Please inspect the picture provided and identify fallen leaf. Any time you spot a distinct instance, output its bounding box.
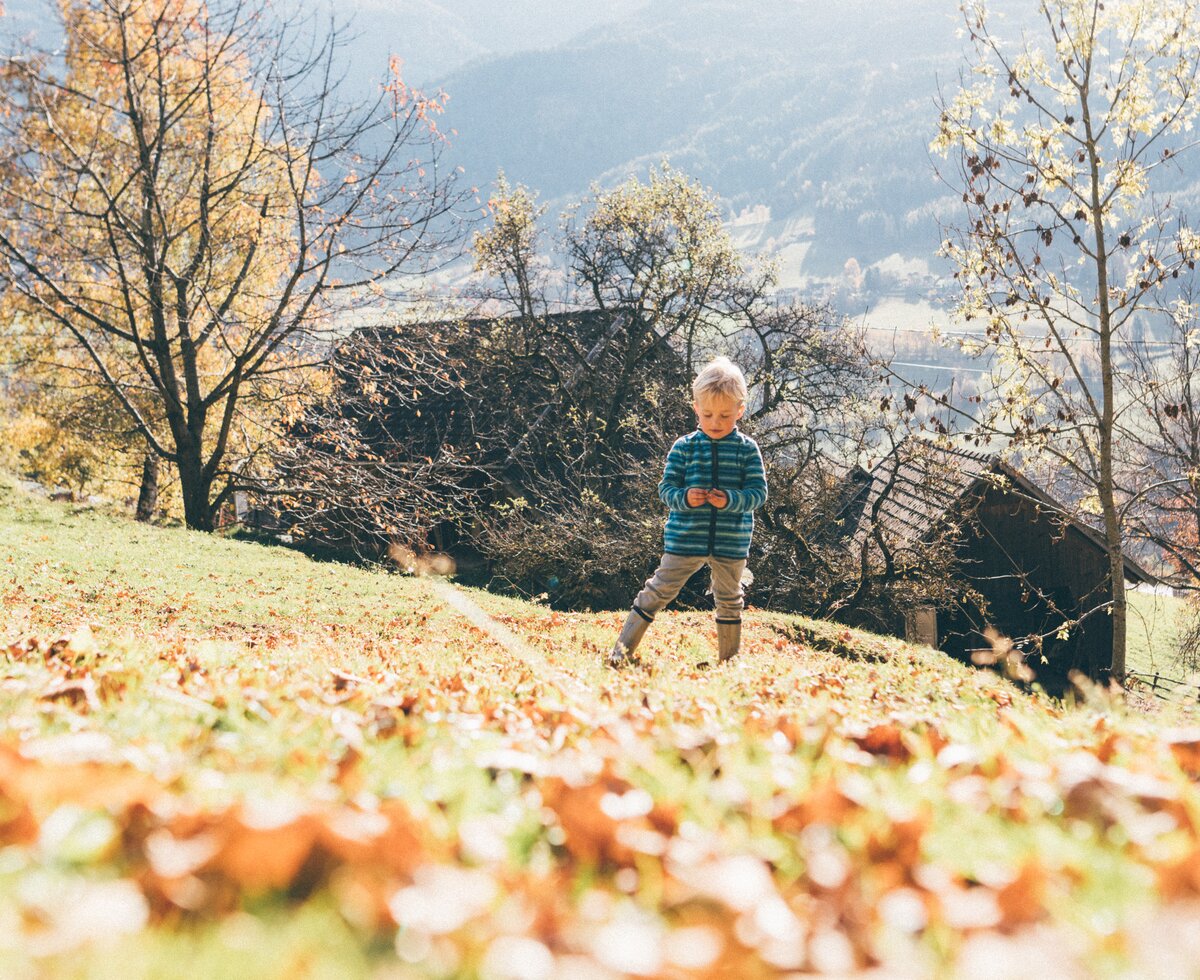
[852,724,911,761]
[1165,729,1200,778]
[41,675,101,713]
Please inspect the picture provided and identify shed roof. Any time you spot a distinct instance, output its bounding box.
[842,438,1152,584]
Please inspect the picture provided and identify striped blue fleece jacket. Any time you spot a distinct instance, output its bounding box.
[657,428,767,559]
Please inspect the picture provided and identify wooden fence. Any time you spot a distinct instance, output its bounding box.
[1126,669,1200,701]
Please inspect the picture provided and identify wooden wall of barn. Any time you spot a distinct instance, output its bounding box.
[937,485,1115,693]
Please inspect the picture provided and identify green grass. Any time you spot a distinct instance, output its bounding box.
[1127,589,1191,679]
[3,480,1200,978]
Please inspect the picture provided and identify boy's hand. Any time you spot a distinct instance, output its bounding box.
[686,487,708,508]
[707,489,729,509]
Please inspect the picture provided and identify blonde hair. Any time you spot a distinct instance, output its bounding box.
[692,356,747,406]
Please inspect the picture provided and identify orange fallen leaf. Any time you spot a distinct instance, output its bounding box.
[540,777,630,867]
[853,724,911,761]
[41,676,101,713]
[208,804,320,893]
[866,814,928,890]
[995,862,1047,929]
[1156,845,1200,900]
[1165,729,1200,778]
[0,787,39,846]
[774,778,859,832]
[0,744,162,813]
[333,745,363,794]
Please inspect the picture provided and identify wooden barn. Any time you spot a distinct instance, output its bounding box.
[841,440,1152,692]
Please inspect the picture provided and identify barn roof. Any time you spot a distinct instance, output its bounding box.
[841,438,1152,584]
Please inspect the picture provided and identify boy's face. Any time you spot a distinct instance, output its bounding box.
[694,393,745,440]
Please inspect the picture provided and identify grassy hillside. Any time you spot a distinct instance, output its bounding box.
[1127,589,1191,680]
[3,481,1200,977]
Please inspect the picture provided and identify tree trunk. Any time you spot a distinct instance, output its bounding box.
[1100,426,1127,684]
[1108,545,1127,686]
[135,452,159,522]
[1099,330,1126,684]
[1082,83,1126,687]
[177,450,216,531]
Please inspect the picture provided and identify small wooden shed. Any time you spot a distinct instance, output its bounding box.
[843,440,1151,692]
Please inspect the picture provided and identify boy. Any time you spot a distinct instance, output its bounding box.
[609,356,767,667]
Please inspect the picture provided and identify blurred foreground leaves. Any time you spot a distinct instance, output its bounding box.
[4,488,1200,976]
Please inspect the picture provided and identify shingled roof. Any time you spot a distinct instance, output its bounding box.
[842,441,993,544]
[841,438,1151,583]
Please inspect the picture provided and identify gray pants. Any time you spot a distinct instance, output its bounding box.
[633,553,746,622]
[611,553,747,664]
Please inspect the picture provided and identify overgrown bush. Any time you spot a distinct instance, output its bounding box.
[274,309,691,608]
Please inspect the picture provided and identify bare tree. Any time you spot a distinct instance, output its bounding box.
[932,0,1200,681]
[271,320,487,557]
[0,0,466,529]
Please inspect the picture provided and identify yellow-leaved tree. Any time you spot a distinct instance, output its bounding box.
[0,0,464,529]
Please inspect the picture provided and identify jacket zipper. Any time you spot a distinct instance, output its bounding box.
[708,436,720,555]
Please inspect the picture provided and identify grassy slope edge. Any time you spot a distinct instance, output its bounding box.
[3,481,1200,978]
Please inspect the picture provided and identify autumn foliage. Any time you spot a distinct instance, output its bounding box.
[4,483,1200,975]
[0,0,464,531]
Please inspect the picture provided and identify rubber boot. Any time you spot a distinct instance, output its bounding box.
[717,620,742,662]
[609,606,652,668]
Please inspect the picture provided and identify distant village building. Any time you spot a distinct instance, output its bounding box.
[840,440,1152,693]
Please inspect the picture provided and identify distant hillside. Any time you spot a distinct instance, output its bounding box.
[9,0,1199,298]
[432,0,969,284]
[323,0,653,89]
[0,0,651,85]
